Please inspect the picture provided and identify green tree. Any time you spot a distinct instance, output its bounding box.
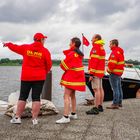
[0,58,10,63]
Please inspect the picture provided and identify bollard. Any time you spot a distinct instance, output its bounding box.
[42,70,52,101]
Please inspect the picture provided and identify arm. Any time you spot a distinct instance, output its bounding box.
[44,49,52,74]
[4,42,25,55]
[107,52,117,73]
[125,63,134,67]
[60,52,73,71]
[88,48,99,75]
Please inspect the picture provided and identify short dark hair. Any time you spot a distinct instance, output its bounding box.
[95,34,102,40]
[71,37,81,48]
[110,39,119,46]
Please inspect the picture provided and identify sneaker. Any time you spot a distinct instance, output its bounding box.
[69,114,78,119]
[56,116,70,124]
[98,105,104,112]
[32,118,38,125]
[10,117,21,124]
[86,107,99,115]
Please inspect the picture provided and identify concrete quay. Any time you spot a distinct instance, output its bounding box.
[0,99,140,140]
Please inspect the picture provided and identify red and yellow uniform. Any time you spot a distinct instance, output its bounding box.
[60,48,86,91]
[5,42,52,81]
[107,46,125,76]
[88,40,106,78]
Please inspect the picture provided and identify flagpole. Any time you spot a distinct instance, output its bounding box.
[81,34,90,63]
[82,33,84,57]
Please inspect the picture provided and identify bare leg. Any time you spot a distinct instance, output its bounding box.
[32,101,41,119]
[136,89,140,99]
[94,88,101,107]
[16,100,26,118]
[70,90,76,113]
[63,87,72,116]
[100,87,104,105]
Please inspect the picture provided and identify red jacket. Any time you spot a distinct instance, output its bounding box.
[5,42,52,81]
[107,46,125,76]
[60,48,86,91]
[88,40,106,78]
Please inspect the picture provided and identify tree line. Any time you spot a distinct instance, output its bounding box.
[0,58,22,65]
[0,58,61,66]
[0,58,140,66]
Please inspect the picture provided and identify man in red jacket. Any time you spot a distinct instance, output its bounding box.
[3,33,52,124]
[86,34,106,115]
[106,39,125,109]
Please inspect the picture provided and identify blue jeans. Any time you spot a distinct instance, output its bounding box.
[109,73,123,105]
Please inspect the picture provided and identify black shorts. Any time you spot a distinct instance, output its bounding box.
[19,80,45,102]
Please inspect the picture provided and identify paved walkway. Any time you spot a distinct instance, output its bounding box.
[0,99,140,140]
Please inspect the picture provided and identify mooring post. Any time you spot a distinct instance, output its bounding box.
[42,70,52,101]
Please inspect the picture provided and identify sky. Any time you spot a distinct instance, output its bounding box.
[0,0,140,60]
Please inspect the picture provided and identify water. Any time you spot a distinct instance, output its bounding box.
[0,66,92,107]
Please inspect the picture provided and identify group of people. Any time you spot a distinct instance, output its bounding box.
[3,33,125,125]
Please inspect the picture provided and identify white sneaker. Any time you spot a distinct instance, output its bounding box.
[10,117,21,124]
[69,114,78,119]
[32,118,38,125]
[56,116,70,124]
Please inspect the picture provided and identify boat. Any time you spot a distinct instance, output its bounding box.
[85,67,140,101]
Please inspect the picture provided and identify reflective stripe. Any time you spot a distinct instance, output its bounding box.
[70,67,84,71]
[90,69,104,74]
[61,60,69,70]
[118,61,125,64]
[109,60,125,65]
[91,54,105,59]
[108,68,124,73]
[109,60,117,64]
[61,61,84,71]
[61,80,85,86]
[113,69,124,73]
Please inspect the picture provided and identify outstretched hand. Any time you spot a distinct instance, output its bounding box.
[125,63,134,67]
[3,43,6,47]
[3,42,12,47]
[0,42,4,47]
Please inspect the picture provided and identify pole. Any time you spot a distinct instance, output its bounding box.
[41,70,52,101]
[82,33,84,56]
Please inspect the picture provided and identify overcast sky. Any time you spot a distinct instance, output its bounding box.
[0,0,140,60]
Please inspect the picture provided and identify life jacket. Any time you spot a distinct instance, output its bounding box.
[88,40,106,78]
[60,48,86,91]
[107,46,125,76]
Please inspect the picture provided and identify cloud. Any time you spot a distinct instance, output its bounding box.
[0,0,140,61]
[0,0,61,23]
[72,0,132,23]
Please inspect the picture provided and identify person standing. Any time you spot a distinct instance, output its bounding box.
[106,39,125,109]
[56,37,86,124]
[86,34,106,115]
[3,33,52,124]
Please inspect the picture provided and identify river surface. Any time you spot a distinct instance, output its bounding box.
[0,66,92,107]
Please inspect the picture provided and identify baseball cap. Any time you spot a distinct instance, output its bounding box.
[33,33,47,41]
